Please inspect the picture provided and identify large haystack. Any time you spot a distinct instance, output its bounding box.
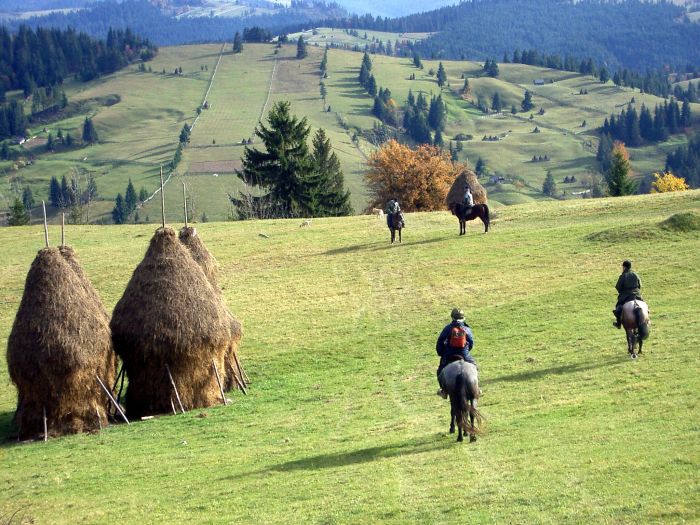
[111,227,233,418]
[445,169,488,207]
[7,247,116,439]
[178,226,244,392]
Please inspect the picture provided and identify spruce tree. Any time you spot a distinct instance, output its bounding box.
[233,32,243,54]
[436,62,447,88]
[49,176,62,207]
[112,193,126,224]
[491,92,502,112]
[521,90,535,112]
[22,186,35,211]
[606,145,637,196]
[125,178,138,214]
[82,117,98,144]
[235,101,314,217]
[60,175,71,207]
[179,124,191,145]
[428,95,446,131]
[434,128,444,148]
[139,187,149,202]
[542,170,557,196]
[296,36,307,59]
[475,157,486,176]
[309,128,352,216]
[8,197,30,226]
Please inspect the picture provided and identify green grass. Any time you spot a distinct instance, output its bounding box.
[1,190,699,523]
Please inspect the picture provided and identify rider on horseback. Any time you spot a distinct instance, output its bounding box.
[385,198,401,228]
[613,260,643,329]
[436,308,476,398]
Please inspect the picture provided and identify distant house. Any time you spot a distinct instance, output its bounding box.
[533,79,545,86]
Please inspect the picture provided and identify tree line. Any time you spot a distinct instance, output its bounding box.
[0,25,156,100]
[600,99,692,147]
[666,136,700,188]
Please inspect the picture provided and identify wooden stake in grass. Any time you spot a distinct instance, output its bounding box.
[170,397,177,415]
[233,352,250,385]
[182,182,188,228]
[43,406,48,442]
[160,166,166,229]
[165,364,185,414]
[96,406,102,431]
[61,213,65,246]
[212,360,227,405]
[42,201,49,248]
[96,375,130,425]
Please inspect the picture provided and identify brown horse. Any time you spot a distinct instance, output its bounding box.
[449,203,490,235]
[439,358,483,442]
[621,300,650,359]
[387,211,404,244]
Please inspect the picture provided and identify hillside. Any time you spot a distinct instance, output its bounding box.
[1,191,699,523]
[2,41,698,223]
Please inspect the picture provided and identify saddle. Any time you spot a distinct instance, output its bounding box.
[446,355,465,363]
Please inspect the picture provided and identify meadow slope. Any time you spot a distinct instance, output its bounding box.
[1,191,699,523]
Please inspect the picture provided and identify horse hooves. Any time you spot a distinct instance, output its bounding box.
[449,428,455,434]
[457,435,463,442]
[470,435,477,443]
[630,354,637,359]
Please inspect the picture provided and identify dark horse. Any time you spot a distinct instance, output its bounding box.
[449,203,490,235]
[439,358,483,442]
[387,211,404,244]
[621,300,651,359]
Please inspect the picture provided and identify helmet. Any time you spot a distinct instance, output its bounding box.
[451,308,465,321]
[622,260,632,269]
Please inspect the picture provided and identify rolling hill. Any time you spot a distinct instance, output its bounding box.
[0,190,699,523]
[2,39,698,223]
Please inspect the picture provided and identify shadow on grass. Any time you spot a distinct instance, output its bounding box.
[0,410,17,445]
[221,434,451,479]
[321,235,453,256]
[484,355,626,386]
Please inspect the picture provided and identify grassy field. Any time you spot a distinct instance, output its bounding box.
[2,39,699,223]
[1,190,699,523]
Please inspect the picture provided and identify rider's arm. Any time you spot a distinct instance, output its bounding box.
[466,327,474,351]
[436,326,449,356]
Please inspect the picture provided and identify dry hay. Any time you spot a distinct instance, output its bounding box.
[445,169,488,207]
[111,227,233,418]
[178,226,244,392]
[6,247,117,439]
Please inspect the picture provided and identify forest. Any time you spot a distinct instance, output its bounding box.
[320,0,700,71]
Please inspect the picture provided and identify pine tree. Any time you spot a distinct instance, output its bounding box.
[112,193,126,224]
[412,52,422,69]
[606,143,637,196]
[234,101,314,217]
[475,157,486,177]
[65,132,73,146]
[233,32,243,53]
[521,90,534,112]
[596,133,614,174]
[49,176,62,207]
[296,36,307,59]
[139,187,149,202]
[367,75,377,96]
[179,124,191,145]
[681,100,692,127]
[428,95,446,131]
[309,128,352,216]
[60,175,71,207]
[542,170,557,196]
[22,186,35,211]
[8,197,30,226]
[320,81,327,101]
[436,62,447,88]
[433,128,444,148]
[46,132,54,152]
[82,117,98,144]
[125,178,138,215]
[491,92,502,112]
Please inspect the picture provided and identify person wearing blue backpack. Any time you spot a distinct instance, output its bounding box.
[435,308,476,398]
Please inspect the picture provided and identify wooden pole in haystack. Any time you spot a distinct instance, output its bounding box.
[96,407,102,431]
[212,360,227,405]
[165,364,185,414]
[170,397,177,415]
[61,213,65,246]
[160,166,166,229]
[182,182,188,228]
[42,201,49,248]
[96,375,130,425]
[43,406,48,442]
[233,352,250,385]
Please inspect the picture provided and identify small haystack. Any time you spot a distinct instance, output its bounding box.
[111,227,233,418]
[445,169,488,207]
[178,226,246,392]
[7,247,116,439]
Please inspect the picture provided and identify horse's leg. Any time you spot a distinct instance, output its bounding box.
[626,329,637,359]
[398,227,402,243]
[469,399,477,443]
[449,411,455,434]
[390,228,394,244]
[638,337,643,355]
[457,424,463,442]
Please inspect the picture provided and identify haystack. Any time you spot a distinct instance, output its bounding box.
[178,226,244,392]
[111,227,233,418]
[445,169,488,207]
[7,247,117,439]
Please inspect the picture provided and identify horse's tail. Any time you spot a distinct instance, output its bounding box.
[635,306,650,340]
[482,203,490,225]
[452,370,471,434]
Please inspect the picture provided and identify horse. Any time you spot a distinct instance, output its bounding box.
[621,300,650,359]
[387,211,404,244]
[439,358,483,442]
[449,203,490,235]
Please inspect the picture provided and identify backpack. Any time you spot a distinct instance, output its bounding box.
[448,325,468,349]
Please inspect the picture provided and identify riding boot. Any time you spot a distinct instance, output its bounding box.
[612,309,622,328]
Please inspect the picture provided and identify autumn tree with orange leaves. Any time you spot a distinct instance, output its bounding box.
[364,140,461,211]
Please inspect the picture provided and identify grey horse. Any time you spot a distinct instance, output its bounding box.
[621,300,651,359]
[439,359,483,442]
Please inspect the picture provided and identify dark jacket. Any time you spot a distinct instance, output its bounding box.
[436,320,474,360]
[616,269,642,305]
